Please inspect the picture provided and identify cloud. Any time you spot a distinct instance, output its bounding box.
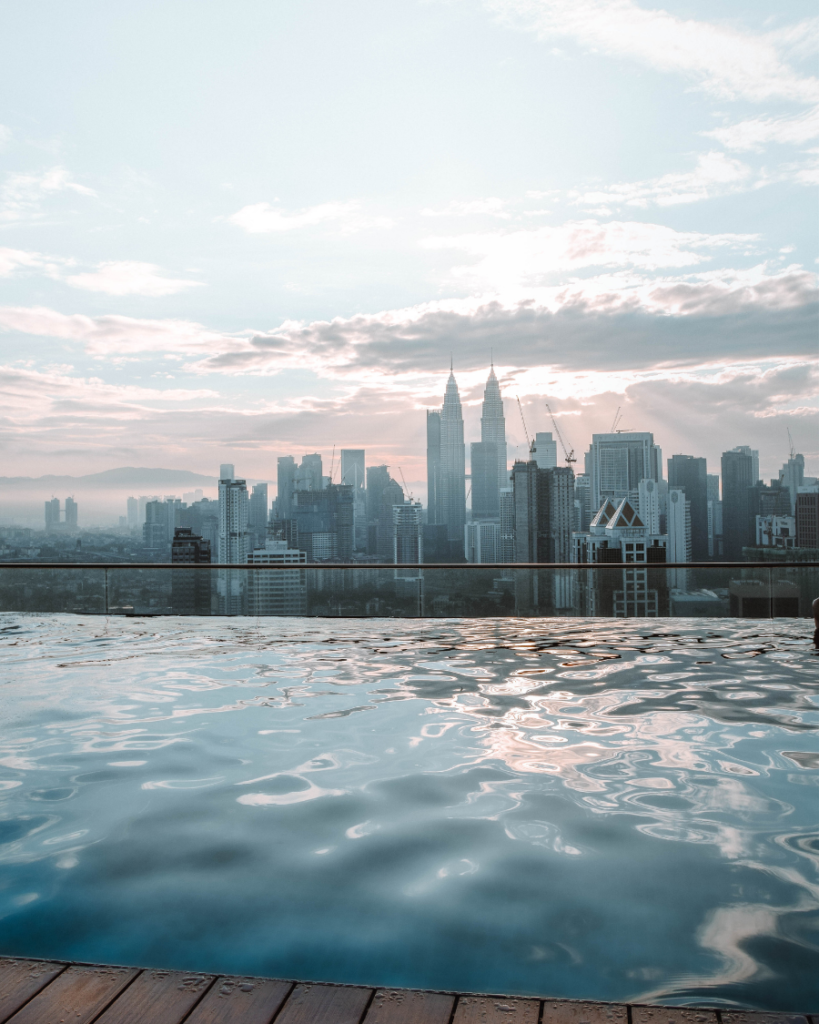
[0,125,11,148]
[570,152,753,209]
[0,248,58,277]
[421,219,758,292]
[0,166,97,223]
[704,107,819,152]
[421,197,510,218]
[486,0,819,103]
[65,261,204,297]
[0,306,236,357]
[227,200,390,234]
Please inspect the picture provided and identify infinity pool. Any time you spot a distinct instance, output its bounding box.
[0,614,817,1011]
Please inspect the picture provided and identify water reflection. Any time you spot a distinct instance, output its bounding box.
[0,614,816,1009]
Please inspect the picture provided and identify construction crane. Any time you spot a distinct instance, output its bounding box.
[328,444,336,483]
[611,406,623,432]
[545,401,576,466]
[787,428,796,460]
[516,396,533,453]
[398,467,414,501]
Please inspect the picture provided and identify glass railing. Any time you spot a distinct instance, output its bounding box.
[0,561,816,618]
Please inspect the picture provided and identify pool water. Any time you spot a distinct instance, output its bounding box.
[0,614,817,1011]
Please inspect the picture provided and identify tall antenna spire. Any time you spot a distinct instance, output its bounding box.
[450,353,453,372]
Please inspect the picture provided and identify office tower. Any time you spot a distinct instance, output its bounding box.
[138,495,160,527]
[667,488,691,590]
[292,483,354,562]
[177,498,219,553]
[296,454,323,492]
[465,520,500,564]
[721,447,758,560]
[480,364,507,492]
[531,432,557,469]
[426,410,442,525]
[248,539,306,615]
[574,474,591,532]
[171,528,212,614]
[340,450,366,550]
[499,488,514,563]
[587,432,662,511]
[471,441,501,519]
[638,479,661,535]
[779,453,805,514]
[220,463,235,481]
[340,450,365,489]
[143,500,172,550]
[512,461,575,564]
[248,483,269,550]
[276,456,296,519]
[422,524,450,563]
[393,502,423,564]
[751,481,791,517]
[376,478,405,560]
[667,455,708,561]
[428,367,466,546]
[64,497,78,530]
[44,498,60,532]
[126,497,139,530]
[366,465,392,526]
[512,461,538,564]
[707,474,721,558]
[573,498,667,616]
[796,489,819,548]
[218,475,249,614]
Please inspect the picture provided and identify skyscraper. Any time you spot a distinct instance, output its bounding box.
[429,366,466,546]
[721,447,757,560]
[276,456,296,519]
[426,411,441,526]
[218,472,249,613]
[44,498,60,532]
[480,364,507,492]
[340,450,365,489]
[531,432,557,469]
[393,502,423,564]
[470,441,501,519]
[587,432,663,510]
[668,455,708,561]
[249,483,269,550]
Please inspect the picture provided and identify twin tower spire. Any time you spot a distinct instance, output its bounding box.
[427,365,507,553]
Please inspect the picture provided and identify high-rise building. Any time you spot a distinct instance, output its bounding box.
[499,488,515,563]
[512,460,575,609]
[667,488,691,589]
[638,479,661,535]
[44,498,60,532]
[126,497,139,530]
[64,497,77,530]
[340,450,365,489]
[292,484,354,562]
[218,474,249,613]
[721,447,758,560]
[796,489,819,549]
[531,432,557,469]
[248,483,269,550]
[779,454,805,514]
[465,520,500,564]
[171,527,212,614]
[143,500,172,551]
[428,367,466,547]
[220,463,235,481]
[376,478,405,560]
[574,474,591,532]
[296,454,323,493]
[479,364,507,494]
[587,432,662,511]
[393,502,423,564]
[248,539,306,615]
[707,474,722,558]
[366,465,392,525]
[668,455,708,561]
[470,441,501,519]
[276,456,296,519]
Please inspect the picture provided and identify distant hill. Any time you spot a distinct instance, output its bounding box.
[0,467,217,490]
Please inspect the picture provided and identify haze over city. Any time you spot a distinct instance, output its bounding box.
[0,0,817,511]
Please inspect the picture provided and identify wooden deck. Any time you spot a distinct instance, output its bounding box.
[0,957,814,1024]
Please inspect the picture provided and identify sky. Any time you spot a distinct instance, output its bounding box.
[0,0,817,503]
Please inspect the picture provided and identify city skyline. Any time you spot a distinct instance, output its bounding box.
[0,1,815,488]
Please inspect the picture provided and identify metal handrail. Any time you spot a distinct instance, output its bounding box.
[0,561,815,571]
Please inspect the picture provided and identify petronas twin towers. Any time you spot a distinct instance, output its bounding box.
[427,364,507,551]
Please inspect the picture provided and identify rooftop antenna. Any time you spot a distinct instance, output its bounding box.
[545,401,576,466]
[787,427,796,460]
[611,406,623,432]
[516,396,533,453]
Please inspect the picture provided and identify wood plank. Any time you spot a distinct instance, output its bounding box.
[0,959,66,1023]
[365,988,455,1024]
[721,1015,810,1024]
[275,983,373,1024]
[543,1000,628,1024]
[632,1009,718,1024]
[454,995,540,1024]
[184,975,292,1024]
[94,969,214,1024]
[5,964,138,1024]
